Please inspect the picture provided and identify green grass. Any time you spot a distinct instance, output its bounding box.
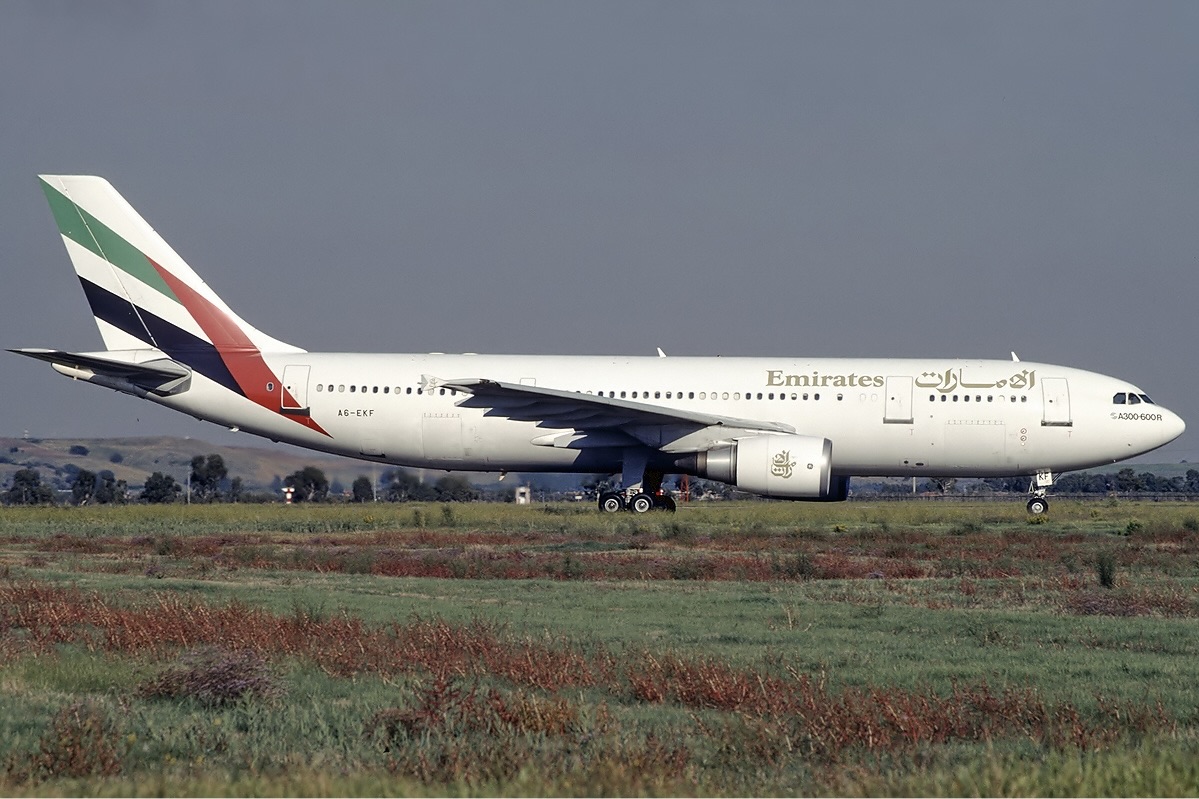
[2,499,1198,795]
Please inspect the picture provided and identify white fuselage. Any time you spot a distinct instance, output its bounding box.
[148,353,1185,479]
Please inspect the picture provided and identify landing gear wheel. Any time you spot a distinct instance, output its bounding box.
[654,494,677,512]
[628,492,655,514]
[1026,497,1049,515]
[598,492,625,513]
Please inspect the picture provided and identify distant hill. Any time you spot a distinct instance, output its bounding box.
[0,435,419,494]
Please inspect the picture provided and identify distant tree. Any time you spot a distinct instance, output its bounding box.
[228,476,244,503]
[382,469,436,502]
[3,468,55,506]
[1114,468,1143,493]
[71,469,97,505]
[109,451,124,464]
[285,466,329,502]
[69,444,90,457]
[189,454,228,502]
[142,472,182,504]
[351,476,375,503]
[1186,469,1199,495]
[93,470,127,505]
[432,474,479,502]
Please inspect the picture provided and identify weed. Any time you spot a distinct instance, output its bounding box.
[771,552,816,580]
[440,505,456,527]
[1096,552,1117,589]
[137,646,283,706]
[13,700,124,781]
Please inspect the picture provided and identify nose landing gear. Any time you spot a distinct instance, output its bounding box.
[1026,470,1055,515]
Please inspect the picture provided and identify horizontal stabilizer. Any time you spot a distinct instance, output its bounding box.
[9,348,192,396]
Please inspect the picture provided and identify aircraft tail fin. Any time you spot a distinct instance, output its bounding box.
[38,175,303,357]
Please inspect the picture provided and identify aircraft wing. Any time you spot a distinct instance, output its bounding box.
[427,376,796,437]
[10,348,192,396]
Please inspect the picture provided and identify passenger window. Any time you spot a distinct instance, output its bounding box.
[813,393,820,401]
[688,392,695,399]
[1113,393,1126,404]
[940,395,947,402]
[700,392,708,400]
[350,385,356,393]
[316,384,323,392]
[372,386,379,394]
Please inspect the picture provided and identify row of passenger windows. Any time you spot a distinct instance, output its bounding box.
[929,394,1029,403]
[311,384,826,401]
[314,384,458,396]
[587,390,826,401]
[311,383,1035,405]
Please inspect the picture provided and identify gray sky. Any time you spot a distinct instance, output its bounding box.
[3,2,1198,463]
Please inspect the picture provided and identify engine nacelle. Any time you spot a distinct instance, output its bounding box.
[676,433,848,500]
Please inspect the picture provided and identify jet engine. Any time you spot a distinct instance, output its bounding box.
[675,433,849,501]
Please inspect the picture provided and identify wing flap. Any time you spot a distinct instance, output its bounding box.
[430,376,796,435]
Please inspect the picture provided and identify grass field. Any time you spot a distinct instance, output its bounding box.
[1,499,1197,795]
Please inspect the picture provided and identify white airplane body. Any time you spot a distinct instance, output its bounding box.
[13,176,1186,513]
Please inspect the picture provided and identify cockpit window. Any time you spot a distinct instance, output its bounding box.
[1113,393,1126,404]
[1138,394,1155,404]
[1128,394,1141,405]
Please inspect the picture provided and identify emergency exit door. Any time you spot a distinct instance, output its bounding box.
[884,376,914,424]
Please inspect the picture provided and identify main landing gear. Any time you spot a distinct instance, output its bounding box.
[597,451,678,513]
[597,489,676,514]
[1026,470,1054,515]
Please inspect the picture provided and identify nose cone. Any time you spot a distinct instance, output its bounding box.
[1162,408,1186,446]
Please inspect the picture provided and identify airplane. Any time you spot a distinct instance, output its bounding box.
[10,175,1186,515]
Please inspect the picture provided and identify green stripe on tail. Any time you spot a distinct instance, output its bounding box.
[39,177,178,302]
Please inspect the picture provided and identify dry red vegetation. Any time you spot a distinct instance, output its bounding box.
[0,582,1178,765]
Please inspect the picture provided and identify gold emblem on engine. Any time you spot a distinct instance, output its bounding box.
[771,450,796,479]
